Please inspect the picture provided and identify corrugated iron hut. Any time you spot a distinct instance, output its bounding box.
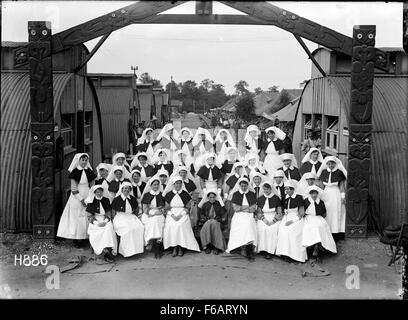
[1,41,103,233]
[292,46,408,232]
[88,73,139,157]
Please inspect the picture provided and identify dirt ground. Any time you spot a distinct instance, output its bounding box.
[0,233,403,299]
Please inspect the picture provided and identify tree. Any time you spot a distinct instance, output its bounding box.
[140,72,162,88]
[254,87,263,94]
[165,80,181,100]
[268,85,279,93]
[236,92,256,121]
[277,89,292,109]
[234,80,250,96]
[208,83,228,109]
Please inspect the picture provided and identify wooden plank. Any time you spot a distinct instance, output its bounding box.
[137,14,266,25]
[346,25,376,238]
[219,1,389,71]
[28,21,56,239]
[51,1,185,53]
[196,1,213,15]
[74,32,111,73]
[294,35,326,77]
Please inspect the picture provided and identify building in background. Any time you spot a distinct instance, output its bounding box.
[89,73,139,158]
[292,46,408,232]
[1,41,103,233]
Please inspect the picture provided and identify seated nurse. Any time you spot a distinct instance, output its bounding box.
[163,176,200,257]
[111,181,145,258]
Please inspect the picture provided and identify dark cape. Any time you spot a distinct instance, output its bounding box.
[304,198,327,217]
[257,195,282,211]
[231,191,257,206]
[278,166,301,181]
[108,178,131,193]
[111,195,138,213]
[164,190,192,206]
[141,192,166,207]
[86,197,112,215]
[284,195,305,209]
[69,168,97,183]
[196,165,222,181]
[319,169,346,184]
[299,161,322,176]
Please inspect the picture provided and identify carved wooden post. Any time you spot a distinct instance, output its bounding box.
[402,2,408,301]
[28,21,56,239]
[346,25,376,238]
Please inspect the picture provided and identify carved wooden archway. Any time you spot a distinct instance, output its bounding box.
[27,1,398,239]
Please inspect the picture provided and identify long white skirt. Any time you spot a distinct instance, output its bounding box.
[324,184,345,233]
[57,183,89,240]
[88,220,118,255]
[163,207,200,251]
[226,211,257,253]
[113,212,145,257]
[264,153,283,177]
[276,209,307,262]
[141,208,165,245]
[302,215,337,253]
[256,212,281,254]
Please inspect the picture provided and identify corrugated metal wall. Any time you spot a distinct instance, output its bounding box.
[94,88,132,155]
[1,72,73,232]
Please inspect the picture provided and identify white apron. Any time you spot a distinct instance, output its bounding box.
[302,201,337,253]
[113,201,145,257]
[226,195,257,253]
[88,213,118,256]
[323,182,346,233]
[276,208,307,262]
[57,171,90,239]
[256,205,281,254]
[163,194,200,251]
[264,141,283,177]
[141,196,165,244]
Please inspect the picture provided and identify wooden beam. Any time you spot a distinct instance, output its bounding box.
[219,1,389,71]
[196,1,213,15]
[294,35,326,77]
[346,25,376,238]
[52,1,186,53]
[28,21,56,240]
[74,32,111,73]
[138,14,265,25]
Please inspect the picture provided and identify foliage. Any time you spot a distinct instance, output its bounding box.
[234,80,250,96]
[268,85,279,93]
[139,72,162,88]
[236,92,256,121]
[164,78,229,113]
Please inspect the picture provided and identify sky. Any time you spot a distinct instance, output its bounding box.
[1,1,403,94]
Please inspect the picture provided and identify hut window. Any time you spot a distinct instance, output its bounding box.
[303,114,312,139]
[325,116,339,151]
[61,114,74,150]
[84,112,92,142]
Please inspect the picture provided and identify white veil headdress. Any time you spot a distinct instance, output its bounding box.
[192,127,214,146]
[85,184,107,204]
[107,165,131,182]
[279,153,299,169]
[265,126,286,141]
[316,156,347,179]
[301,147,323,164]
[198,187,225,208]
[68,153,92,172]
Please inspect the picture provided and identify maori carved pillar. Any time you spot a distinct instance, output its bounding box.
[404,2,408,53]
[346,25,376,238]
[28,21,55,239]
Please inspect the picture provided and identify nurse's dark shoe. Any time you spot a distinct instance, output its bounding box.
[178,246,184,257]
[172,246,178,257]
